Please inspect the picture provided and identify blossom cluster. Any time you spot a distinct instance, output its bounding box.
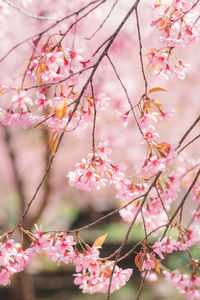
[145,47,191,80]
[67,140,125,191]
[0,37,110,131]
[119,178,179,234]
[146,0,200,79]
[163,268,200,300]
[151,0,200,47]
[135,247,160,273]
[0,238,35,286]
[134,228,200,300]
[0,227,132,294]
[28,38,89,85]
[73,248,132,294]
[152,226,199,259]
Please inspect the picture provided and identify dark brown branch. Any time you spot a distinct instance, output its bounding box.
[65,0,143,131]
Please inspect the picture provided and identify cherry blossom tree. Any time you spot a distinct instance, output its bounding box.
[0,0,200,299]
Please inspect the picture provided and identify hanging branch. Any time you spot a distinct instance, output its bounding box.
[135,7,148,95]
[0,0,106,63]
[176,115,200,150]
[85,0,119,40]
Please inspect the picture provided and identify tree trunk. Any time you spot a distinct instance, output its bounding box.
[11,271,35,300]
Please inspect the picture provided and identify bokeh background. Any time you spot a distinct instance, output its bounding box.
[0,0,200,299]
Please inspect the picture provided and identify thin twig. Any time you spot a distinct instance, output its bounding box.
[177,133,200,154]
[106,54,144,139]
[155,185,170,221]
[176,116,200,150]
[85,0,119,40]
[23,65,95,91]
[55,0,107,46]
[136,271,147,300]
[161,167,200,238]
[21,33,42,89]
[187,202,200,228]
[68,194,144,234]
[2,0,60,21]
[135,8,148,94]
[90,80,97,153]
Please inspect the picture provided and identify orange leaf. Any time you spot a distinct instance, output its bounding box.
[37,62,46,75]
[37,75,43,85]
[55,101,67,120]
[49,131,60,155]
[143,101,153,114]
[60,84,66,95]
[92,233,108,248]
[159,19,165,28]
[150,253,160,273]
[157,142,171,154]
[135,252,143,272]
[148,87,167,94]
[152,99,162,109]
[182,179,188,187]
